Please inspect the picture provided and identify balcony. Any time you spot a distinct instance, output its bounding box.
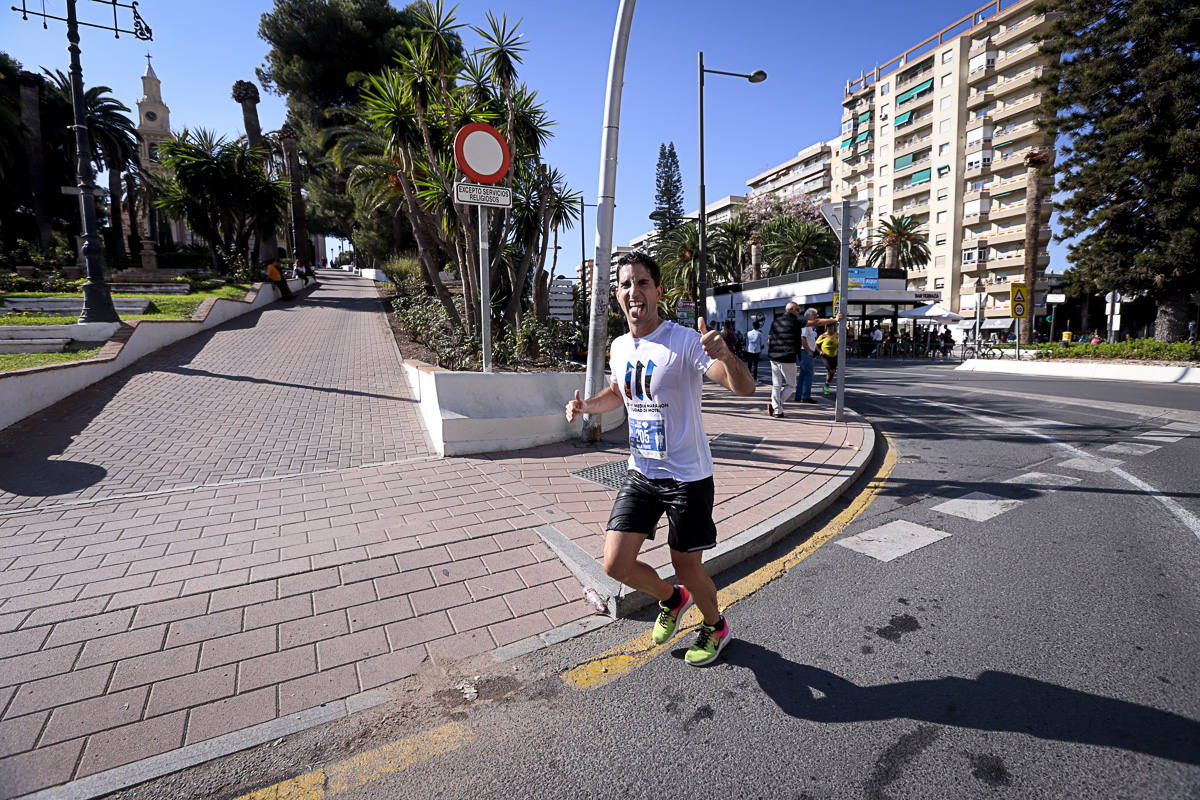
[993,13,1052,47]
[895,156,932,178]
[964,161,992,181]
[896,65,933,90]
[993,93,1043,123]
[967,88,995,110]
[997,41,1042,70]
[848,157,874,176]
[987,228,1026,245]
[989,249,1052,268]
[994,67,1043,99]
[962,209,990,225]
[968,61,996,85]
[965,114,992,133]
[893,182,931,202]
[969,37,992,54]
[993,120,1046,145]
[895,135,932,157]
[963,187,990,204]
[899,199,929,216]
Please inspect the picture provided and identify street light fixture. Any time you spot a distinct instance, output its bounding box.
[697,52,766,322]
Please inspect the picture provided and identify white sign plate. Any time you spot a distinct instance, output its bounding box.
[1046,293,1066,304]
[913,291,942,301]
[454,182,512,208]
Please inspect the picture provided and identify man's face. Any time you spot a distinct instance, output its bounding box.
[616,262,663,327]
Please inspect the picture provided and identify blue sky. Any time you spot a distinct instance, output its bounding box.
[2,0,1063,268]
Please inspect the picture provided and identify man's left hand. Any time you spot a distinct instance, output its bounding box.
[697,317,729,360]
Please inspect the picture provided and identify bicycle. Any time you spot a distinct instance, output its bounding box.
[960,342,1002,360]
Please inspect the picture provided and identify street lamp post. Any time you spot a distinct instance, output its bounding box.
[10,0,154,323]
[974,277,985,346]
[697,52,765,322]
[578,198,597,316]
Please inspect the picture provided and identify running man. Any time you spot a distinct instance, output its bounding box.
[565,251,756,666]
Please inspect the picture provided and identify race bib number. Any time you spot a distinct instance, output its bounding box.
[629,418,666,460]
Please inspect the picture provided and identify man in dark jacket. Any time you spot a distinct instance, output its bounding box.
[766,302,842,417]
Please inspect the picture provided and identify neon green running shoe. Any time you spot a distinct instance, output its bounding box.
[651,585,693,644]
[685,617,731,666]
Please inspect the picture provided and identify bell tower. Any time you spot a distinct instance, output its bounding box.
[136,53,170,166]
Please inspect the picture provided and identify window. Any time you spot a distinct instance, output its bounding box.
[936,210,947,223]
[940,120,951,133]
[935,255,946,267]
[935,234,947,245]
[941,73,953,87]
[934,278,945,289]
[880,185,889,196]
[880,82,890,95]
[842,120,853,134]
[880,165,889,175]
[940,96,952,110]
[942,50,954,64]
[937,188,949,201]
[879,144,890,157]
[939,143,950,155]
[937,165,951,177]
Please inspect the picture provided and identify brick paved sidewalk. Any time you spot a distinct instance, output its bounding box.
[0,274,870,798]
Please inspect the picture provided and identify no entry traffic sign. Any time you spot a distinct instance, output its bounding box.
[453,122,510,185]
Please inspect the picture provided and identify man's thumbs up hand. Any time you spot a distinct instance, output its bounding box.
[698,316,728,360]
[565,389,585,422]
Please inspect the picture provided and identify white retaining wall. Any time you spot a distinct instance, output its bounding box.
[956,358,1200,384]
[401,363,626,456]
[0,280,301,432]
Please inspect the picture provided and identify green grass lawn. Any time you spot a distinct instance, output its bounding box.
[0,285,254,326]
[0,348,102,372]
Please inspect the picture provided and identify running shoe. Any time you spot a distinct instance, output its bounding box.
[685,618,731,666]
[822,383,830,396]
[652,585,693,644]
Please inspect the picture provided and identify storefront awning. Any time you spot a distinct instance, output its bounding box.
[982,318,1013,330]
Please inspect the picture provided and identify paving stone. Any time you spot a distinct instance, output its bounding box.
[76,710,187,777]
[110,644,200,692]
[146,665,236,717]
[312,582,377,615]
[164,609,242,648]
[316,627,389,670]
[448,596,512,633]
[356,645,426,691]
[40,685,147,745]
[385,612,453,651]
[76,624,166,669]
[184,687,277,745]
[346,597,412,633]
[0,710,46,758]
[239,646,317,693]
[132,594,208,629]
[0,737,83,797]
[199,626,277,670]
[279,610,349,650]
[278,664,359,716]
[374,568,436,599]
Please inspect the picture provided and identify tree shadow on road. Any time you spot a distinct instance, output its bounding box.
[724,640,1200,765]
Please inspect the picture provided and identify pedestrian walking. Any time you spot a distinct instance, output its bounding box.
[817,325,839,395]
[744,319,763,382]
[265,257,293,301]
[564,250,756,666]
[768,303,840,417]
[795,308,819,404]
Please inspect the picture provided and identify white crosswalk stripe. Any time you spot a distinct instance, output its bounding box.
[932,491,1024,521]
[1100,442,1161,457]
[1058,455,1123,472]
[1003,471,1082,488]
[837,520,952,562]
[1135,430,1185,443]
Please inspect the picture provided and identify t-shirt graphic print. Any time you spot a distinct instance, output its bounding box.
[609,321,714,482]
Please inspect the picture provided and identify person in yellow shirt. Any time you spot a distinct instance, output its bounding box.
[265,257,294,301]
[815,325,839,397]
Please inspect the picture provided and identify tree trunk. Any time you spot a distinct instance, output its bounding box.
[1153,294,1190,342]
[1021,148,1051,345]
[107,167,127,261]
[17,74,53,255]
[124,173,141,256]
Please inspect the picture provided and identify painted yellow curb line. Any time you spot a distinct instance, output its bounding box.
[561,435,897,690]
[232,721,471,800]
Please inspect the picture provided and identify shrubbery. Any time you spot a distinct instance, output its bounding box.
[0,271,85,293]
[1036,338,1200,361]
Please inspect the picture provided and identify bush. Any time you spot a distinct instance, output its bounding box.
[381,254,422,283]
[1038,338,1200,361]
[3,234,77,269]
[494,314,574,368]
[391,278,478,370]
[0,272,43,292]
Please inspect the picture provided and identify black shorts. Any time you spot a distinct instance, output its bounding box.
[822,354,838,371]
[606,470,717,552]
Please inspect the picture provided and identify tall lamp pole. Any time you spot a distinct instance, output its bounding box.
[10,0,153,323]
[697,53,765,322]
[578,198,598,317]
[974,277,985,346]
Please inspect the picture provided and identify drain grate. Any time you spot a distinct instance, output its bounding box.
[570,459,629,490]
[708,433,763,457]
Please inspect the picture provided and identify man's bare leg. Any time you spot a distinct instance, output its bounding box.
[670,548,719,626]
[603,530,672,602]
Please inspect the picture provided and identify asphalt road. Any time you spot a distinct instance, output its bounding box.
[118,361,1200,800]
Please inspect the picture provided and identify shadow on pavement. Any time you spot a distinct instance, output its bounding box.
[725,640,1200,766]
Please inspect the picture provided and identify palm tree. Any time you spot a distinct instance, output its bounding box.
[867,215,931,272]
[1022,148,1052,344]
[153,128,288,272]
[44,70,140,263]
[710,212,755,281]
[534,173,580,322]
[656,221,702,308]
[760,216,839,275]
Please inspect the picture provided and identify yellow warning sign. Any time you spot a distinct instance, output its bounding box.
[1009,283,1030,319]
[832,292,840,316]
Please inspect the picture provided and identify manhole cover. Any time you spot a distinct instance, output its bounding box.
[570,459,629,490]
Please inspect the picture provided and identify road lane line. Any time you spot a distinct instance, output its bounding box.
[854,389,1200,541]
[228,721,472,800]
[561,438,898,690]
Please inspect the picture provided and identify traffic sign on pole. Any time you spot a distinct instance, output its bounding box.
[453,123,511,185]
[454,182,512,208]
[1009,283,1030,320]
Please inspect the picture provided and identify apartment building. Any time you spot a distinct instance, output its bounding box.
[831,0,1055,327]
[745,140,836,202]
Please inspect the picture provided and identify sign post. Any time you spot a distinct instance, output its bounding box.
[1010,282,1028,361]
[821,200,869,422]
[452,122,511,373]
[1046,291,1065,345]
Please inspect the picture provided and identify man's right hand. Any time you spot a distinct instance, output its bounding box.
[565,389,585,423]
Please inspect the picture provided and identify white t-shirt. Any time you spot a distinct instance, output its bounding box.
[745,328,763,353]
[800,325,817,355]
[609,320,714,482]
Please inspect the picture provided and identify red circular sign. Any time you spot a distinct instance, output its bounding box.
[453,123,511,185]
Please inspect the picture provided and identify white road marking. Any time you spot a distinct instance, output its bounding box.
[1163,421,1200,433]
[1003,471,1082,488]
[838,520,952,562]
[1135,431,1185,443]
[1100,442,1161,457]
[1057,456,1124,473]
[932,491,1024,521]
[852,388,1200,541]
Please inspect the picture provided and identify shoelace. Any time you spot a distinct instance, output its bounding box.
[656,606,676,627]
[693,625,715,650]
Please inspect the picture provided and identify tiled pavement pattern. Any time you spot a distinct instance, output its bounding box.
[0,273,865,798]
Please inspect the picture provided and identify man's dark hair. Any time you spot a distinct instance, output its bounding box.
[616,250,661,286]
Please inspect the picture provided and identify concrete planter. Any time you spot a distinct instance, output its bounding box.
[401,361,626,456]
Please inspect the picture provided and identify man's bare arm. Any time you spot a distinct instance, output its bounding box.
[565,382,624,422]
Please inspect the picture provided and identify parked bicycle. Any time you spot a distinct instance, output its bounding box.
[960,341,1003,360]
